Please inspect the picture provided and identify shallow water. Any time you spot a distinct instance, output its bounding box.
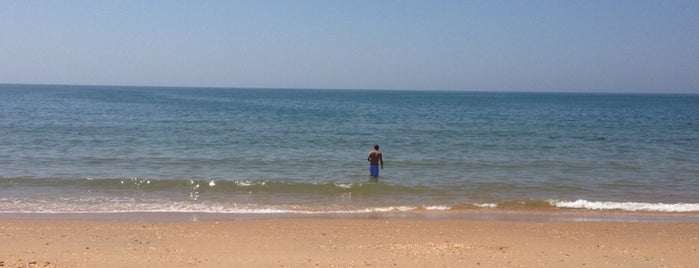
[1,84,698,215]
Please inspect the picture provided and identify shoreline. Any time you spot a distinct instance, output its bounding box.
[1,217,697,267]
[1,208,697,223]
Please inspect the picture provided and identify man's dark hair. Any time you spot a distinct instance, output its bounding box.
[374,145,379,150]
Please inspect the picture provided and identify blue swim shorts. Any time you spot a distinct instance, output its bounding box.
[370,165,379,177]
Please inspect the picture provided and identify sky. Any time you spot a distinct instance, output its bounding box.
[1,1,698,93]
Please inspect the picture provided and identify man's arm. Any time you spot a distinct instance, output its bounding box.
[379,153,384,169]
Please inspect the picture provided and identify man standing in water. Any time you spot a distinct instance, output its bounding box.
[368,145,384,179]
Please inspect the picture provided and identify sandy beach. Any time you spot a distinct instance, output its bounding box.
[1,217,697,267]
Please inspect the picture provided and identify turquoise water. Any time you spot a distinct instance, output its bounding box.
[1,84,698,214]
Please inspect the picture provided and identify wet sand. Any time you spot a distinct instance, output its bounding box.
[1,218,697,267]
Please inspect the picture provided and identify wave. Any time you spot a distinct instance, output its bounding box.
[461,199,699,212]
[0,177,432,195]
[551,199,699,212]
[0,197,445,214]
[1,196,697,214]
[1,178,697,214]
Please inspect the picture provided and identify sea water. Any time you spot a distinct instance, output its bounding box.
[0,84,697,217]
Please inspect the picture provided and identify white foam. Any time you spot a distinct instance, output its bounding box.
[0,197,427,215]
[424,205,451,210]
[334,183,353,189]
[3,196,697,215]
[234,180,263,187]
[552,199,699,212]
[474,203,498,208]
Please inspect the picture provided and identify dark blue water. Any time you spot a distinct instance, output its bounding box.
[1,84,698,214]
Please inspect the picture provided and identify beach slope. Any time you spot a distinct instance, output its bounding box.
[1,219,697,267]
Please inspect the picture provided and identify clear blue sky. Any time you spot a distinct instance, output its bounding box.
[2,1,698,92]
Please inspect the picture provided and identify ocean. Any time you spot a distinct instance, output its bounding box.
[1,84,698,219]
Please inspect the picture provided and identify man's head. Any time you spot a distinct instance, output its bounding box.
[374,145,379,150]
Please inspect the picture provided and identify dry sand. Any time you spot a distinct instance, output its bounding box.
[1,218,697,267]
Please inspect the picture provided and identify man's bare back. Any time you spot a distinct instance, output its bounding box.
[368,150,382,165]
[368,145,384,178]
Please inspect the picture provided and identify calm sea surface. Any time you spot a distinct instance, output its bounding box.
[1,84,697,216]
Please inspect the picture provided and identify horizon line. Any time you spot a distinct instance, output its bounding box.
[1,82,697,95]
